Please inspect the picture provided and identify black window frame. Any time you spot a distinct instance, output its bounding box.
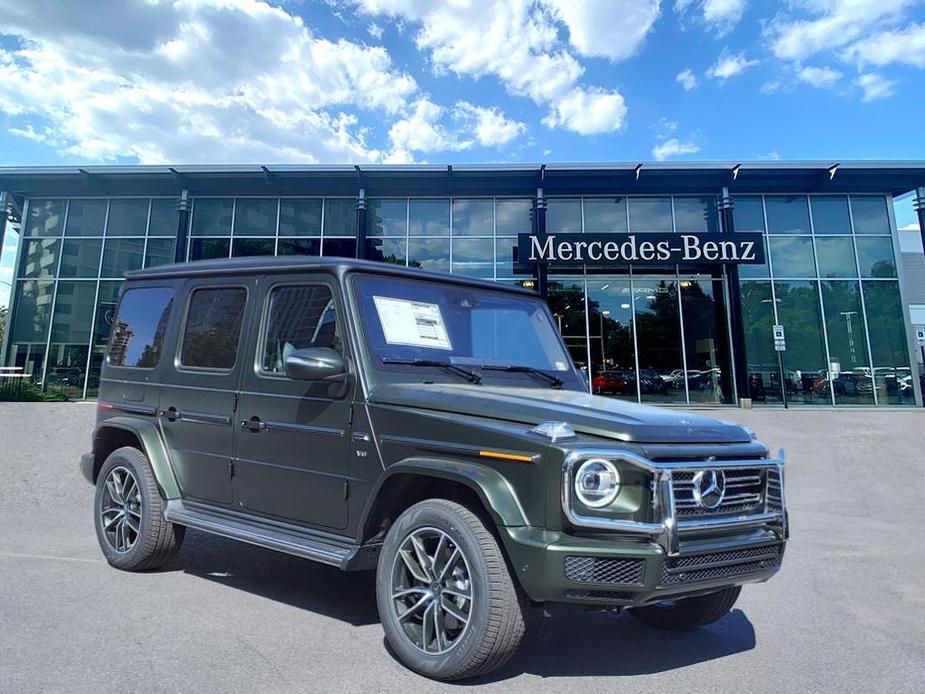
[176,284,250,373]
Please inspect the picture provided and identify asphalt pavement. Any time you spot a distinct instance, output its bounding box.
[1,402,923,693]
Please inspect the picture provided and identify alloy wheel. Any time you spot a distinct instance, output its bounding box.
[99,466,142,553]
[390,526,473,655]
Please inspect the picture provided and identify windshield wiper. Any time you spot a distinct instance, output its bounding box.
[480,363,564,388]
[382,358,482,384]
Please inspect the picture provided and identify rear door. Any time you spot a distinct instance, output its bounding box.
[159,278,253,506]
[233,275,353,530]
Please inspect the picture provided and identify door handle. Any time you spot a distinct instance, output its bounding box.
[160,406,179,422]
[241,416,267,433]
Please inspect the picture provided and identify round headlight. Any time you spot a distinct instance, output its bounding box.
[574,458,621,508]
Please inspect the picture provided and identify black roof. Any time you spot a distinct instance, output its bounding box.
[126,255,536,295]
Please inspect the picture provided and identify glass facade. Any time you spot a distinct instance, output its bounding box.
[2,191,916,406]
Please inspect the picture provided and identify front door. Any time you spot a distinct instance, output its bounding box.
[233,276,352,530]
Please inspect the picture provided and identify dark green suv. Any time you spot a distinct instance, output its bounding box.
[81,257,787,680]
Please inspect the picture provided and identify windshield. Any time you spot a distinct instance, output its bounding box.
[353,274,578,383]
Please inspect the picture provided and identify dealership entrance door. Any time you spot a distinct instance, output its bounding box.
[547,271,735,405]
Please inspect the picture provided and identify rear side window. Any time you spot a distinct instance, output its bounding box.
[108,287,174,368]
[261,285,340,374]
[180,287,247,370]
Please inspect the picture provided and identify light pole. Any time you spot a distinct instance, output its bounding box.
[840,310,858,365]
[599,310,610,366]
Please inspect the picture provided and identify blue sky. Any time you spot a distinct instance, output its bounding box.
[1,0,925,305]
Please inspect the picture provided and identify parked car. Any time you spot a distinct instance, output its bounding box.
[80,257,788,681]
[591,370,631,395]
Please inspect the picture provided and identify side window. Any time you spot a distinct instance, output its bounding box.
[108,287,174,368]
[261,285,341,375]
[180,287,247,370]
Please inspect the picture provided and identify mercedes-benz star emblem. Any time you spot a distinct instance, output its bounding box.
[692,469,726,509]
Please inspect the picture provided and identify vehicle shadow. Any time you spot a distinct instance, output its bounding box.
[173,530,756,679]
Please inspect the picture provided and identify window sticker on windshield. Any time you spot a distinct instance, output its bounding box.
[373,296,452,350]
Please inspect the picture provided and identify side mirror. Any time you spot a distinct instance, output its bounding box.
[284,347,346,381]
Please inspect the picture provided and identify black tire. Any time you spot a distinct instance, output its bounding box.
[376,499,525,681]
[630,586,741,630]
[93,446,185,571]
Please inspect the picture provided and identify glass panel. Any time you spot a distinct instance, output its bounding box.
[821,281,873,404]
[24,199,66,237]
[634,277,684,402]
[407,238,449,273]
[64,199,107,237]
[769,236,816,277]
[9,280,55,343]
[277,238,320,256]
[261,285,340,374]
[45,344,89,399]
[629,197,672,232]
[190,198,233,236]
[59,239,103,278]
[322,238,357,258]
[323,198,357,236]
[231,238,275,257]
[452,199,493,236]
[546,198,581,232]
[856,237,896,277]
[815,237,857,278]
[189,238,230,261]
[107,287,174,368]
[850,196,891,235]
[180,287,247,369]
[774,280,830,404]
[451,238,493,277]
[495,199,533,235]
[494,237,518,279]
[681,278,731,403]
[144,238,177,268]
[47,280,97,398]
[810,196,851,234]
[8,343,47,380]
[863,281,914,405]
[409,199,449,236]
[673,197,719,233]
[583,198,627,233]
[279,198,322,236]
[765,196,810,234]
[366,199,407,237]
[94,281,122,346]
[101,238,144,277]
[18,238,61,279]
[732,196,764,232]
[148,199,179,236]
[548,276,589,378]
[738,237,770,278]
[233,198,277,236]
[367,237,407,265]
[106,199,149,236]
[740,281,782,403]
[586,278,635,401]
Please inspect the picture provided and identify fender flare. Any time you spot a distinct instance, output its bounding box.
[93,416,181,499]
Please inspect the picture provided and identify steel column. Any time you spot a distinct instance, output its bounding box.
[174,190,190,263]
[534,187,548,300]
[719,188,749,403]
[356,187,367,260]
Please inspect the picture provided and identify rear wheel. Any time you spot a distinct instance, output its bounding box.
[376,499,525,681]
[630,586,741,630]
[93,446,185,571]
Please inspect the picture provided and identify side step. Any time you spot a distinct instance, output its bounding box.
[164,500,361,569]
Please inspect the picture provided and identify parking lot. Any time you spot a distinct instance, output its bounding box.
[1,402,923,693]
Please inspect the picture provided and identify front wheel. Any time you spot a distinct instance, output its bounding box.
[376,499,525,681]
[630,586,741,630]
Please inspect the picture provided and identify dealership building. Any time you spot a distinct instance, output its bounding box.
[1,162,924,407]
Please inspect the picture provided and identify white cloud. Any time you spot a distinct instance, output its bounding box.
[900,223,919,231]
[707,49,758,80]
[652,137,701,161]
[758,150,781,160]
[387,98,525,154]
[545,0,661,62]
[675,0,746,35]
[797,65,843,88]
[367,22,384,40]
[676,67,698,90]
[844,23,925,69]
[856,73,897,101]
[387,98,467,154]
[454,102,526,147]
[541,87,627,135]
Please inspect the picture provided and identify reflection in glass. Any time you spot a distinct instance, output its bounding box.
[45,344,89,399]
[9,280,55,344]
[774,280,830,404]
[367,199,407,236]
[94,281,122,346]
[673,197,719,233]
[810,196,851,234]
[59,239,103,278]
[144,238,177,268]
[850,196,891,235]
[106,199,149,236]
[739,281,782,403]
[546,199,581,232]
[232,238,275,257]
[233,198,277,236]
[367,237,407,265]
[586,278,635,400]
[18,239,61,279]
[48,281,98,398]
[769,236,816,277]
[101,238,144,277]
[815,237,857,278]
[634,277,684,403]
[64,199,107,237]
[452,199,493,236]
[629,197,672,232]
[277,238,320,256]
[494,237,518,279]
[738,237,770,278]
[732,196,765,232]
[322,237,357,258]
[407,238,450,273]
[409,199,449,236]
[148,199,179,236]
[863,281,913,405]
[583,198,627,233]
[279,198,322,236]
[323,199,356,237]
[495,199,533,235]
[765,196,810,234]
[821,281,873,404]
[191,199,233,236]
[189,238,230,261]
[24,199,66,237]
[548,277,588,378]
[107,287,174,368]
[681,278,730,403]
[452,238,493,277]
[855,237,896,277]
[180,287,247,370]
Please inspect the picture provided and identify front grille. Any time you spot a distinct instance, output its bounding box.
[564,556,645,585]
[672,467,765,517]
[766,467,783,513]
[661,544,783,585]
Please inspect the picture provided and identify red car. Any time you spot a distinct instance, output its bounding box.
[592,370,630,395]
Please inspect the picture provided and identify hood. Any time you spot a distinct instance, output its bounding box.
[368,383,752,444]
